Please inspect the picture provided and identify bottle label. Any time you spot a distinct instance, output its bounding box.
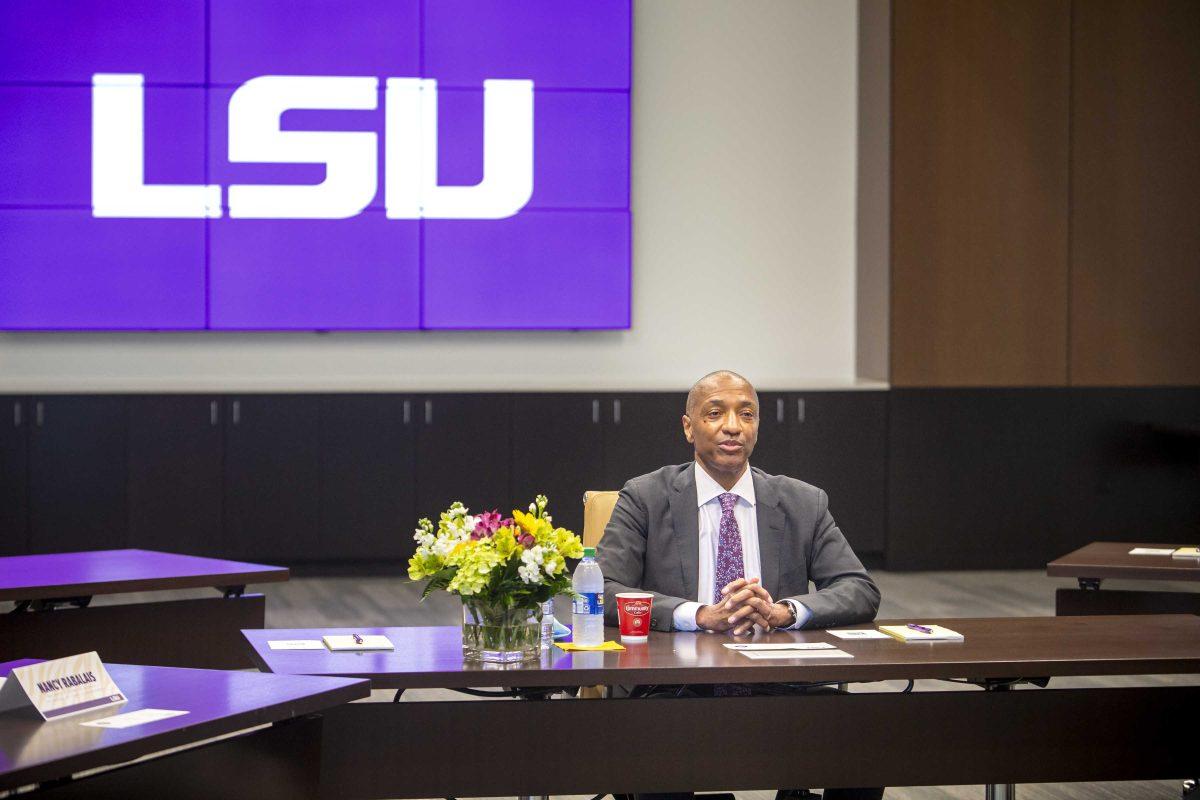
[573,592,603,615]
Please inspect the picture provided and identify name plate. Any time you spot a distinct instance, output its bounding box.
[0,652,126,721]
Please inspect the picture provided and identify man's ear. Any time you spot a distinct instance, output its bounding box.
[681,414,693,443]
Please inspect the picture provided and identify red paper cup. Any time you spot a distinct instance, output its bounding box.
[616,592,654,641]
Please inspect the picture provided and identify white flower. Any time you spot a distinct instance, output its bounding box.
[518,563,542,584]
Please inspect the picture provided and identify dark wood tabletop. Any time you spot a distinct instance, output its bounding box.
[242,614,1200,689]
[1047,541,1200,582]
[0,660,368,790]
[0,550,290,601]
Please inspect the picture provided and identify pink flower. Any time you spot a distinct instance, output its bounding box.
[472,510,504,539]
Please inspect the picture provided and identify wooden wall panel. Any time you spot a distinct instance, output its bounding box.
[890,1,1071,386]
[1069,0,1200,386]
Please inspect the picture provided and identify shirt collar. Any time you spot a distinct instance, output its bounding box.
[694,461,756,508]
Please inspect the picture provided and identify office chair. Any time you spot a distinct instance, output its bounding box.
[582,490,620,548]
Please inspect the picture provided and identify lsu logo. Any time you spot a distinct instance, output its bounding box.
[91,73,534,220]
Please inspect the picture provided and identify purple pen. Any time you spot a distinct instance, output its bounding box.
[907,623,933,634]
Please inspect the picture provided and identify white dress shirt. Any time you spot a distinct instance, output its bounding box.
[672,462,811,631]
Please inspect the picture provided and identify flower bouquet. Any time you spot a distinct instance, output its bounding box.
[408,495,584,662]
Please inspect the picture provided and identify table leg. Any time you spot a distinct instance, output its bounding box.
[982,683,1015,800]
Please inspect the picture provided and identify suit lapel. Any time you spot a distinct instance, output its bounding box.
[753,470,785,597]
[669,465,700,602]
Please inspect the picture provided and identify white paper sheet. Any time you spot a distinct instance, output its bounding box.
[827,629,891,640]
[322,635,394,651]
[268,640,326,650]
[81,708,188,729]
[1129,548,1176,556]
[723,642,836,651]
[737,648,854,660]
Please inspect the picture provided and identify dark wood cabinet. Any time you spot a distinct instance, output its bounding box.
[415,394,512,522]
[0,397,29,555]
[510,394,604,537]
[601,393,693,489]
[886,389,1074,570]
[320,395,415,561]
[8,388,1190,571]
[788,392,887,555]
[1064,388,1200,554]
[28,396,128,553]
[223,395,321,561]
[748,392,792,477]
[127,396,223,556]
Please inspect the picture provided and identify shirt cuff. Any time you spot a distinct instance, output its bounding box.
[673,601,703,631]
[782,599,812,630]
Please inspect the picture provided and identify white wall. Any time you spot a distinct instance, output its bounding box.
[0,1,866,393]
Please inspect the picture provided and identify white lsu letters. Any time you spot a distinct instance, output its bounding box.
[90,73,534,220]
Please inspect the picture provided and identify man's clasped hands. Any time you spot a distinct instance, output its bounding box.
[695,577,797,635]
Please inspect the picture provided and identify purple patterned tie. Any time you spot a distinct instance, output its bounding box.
[713,491,751,696]
[713,492,744,603]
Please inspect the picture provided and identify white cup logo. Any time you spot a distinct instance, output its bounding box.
[622,600,651,616]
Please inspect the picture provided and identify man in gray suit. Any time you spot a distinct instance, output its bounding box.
[598,370,879,635]
[596,370,883,800]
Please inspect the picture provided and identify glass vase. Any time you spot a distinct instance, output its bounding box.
[461,600,543,663]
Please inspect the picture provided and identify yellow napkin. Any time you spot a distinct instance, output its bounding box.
[555,640,626,652]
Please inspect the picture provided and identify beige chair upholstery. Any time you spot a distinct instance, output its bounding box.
[578,490,620,701]
[582,490,619,549]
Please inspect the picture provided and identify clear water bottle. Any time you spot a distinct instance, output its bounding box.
[540,599,555,650]
[571,546,605,646]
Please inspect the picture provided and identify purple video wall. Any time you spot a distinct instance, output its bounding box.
[0,1,630,330]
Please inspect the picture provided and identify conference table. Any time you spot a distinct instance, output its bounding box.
[0,659,369,798]
[244,615,1200,799]
[1048,541,1200,616]
[0,550,289,669]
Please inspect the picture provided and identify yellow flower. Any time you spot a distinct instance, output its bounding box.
[511,509,537,533]
[554,527,584,559]
[493,527,518,558]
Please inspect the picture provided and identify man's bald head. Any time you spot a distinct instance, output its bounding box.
[685,370,758,417]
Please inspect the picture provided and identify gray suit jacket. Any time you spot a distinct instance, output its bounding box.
[596,463,881,632]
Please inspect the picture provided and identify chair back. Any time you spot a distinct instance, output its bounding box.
[581,490,620,549]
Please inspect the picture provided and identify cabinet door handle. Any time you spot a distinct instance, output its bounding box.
[35,401,44,427]
[12,401,21,428]
[776,398,784,424]
[592,399,600,424]
[403,400,411,425]
[210,400,219,426]
[424,399,433,425]
[232,400,241,425]
[796,398,806,424]
[612,398,621,425]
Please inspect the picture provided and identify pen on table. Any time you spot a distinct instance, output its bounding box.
[907,623,933,634]
[352,633,364,645]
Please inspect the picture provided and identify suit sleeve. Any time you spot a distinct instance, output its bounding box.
[783,489,881,628]
[596,481,692,632]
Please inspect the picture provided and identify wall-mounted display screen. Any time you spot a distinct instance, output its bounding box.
[0,0,631,330]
